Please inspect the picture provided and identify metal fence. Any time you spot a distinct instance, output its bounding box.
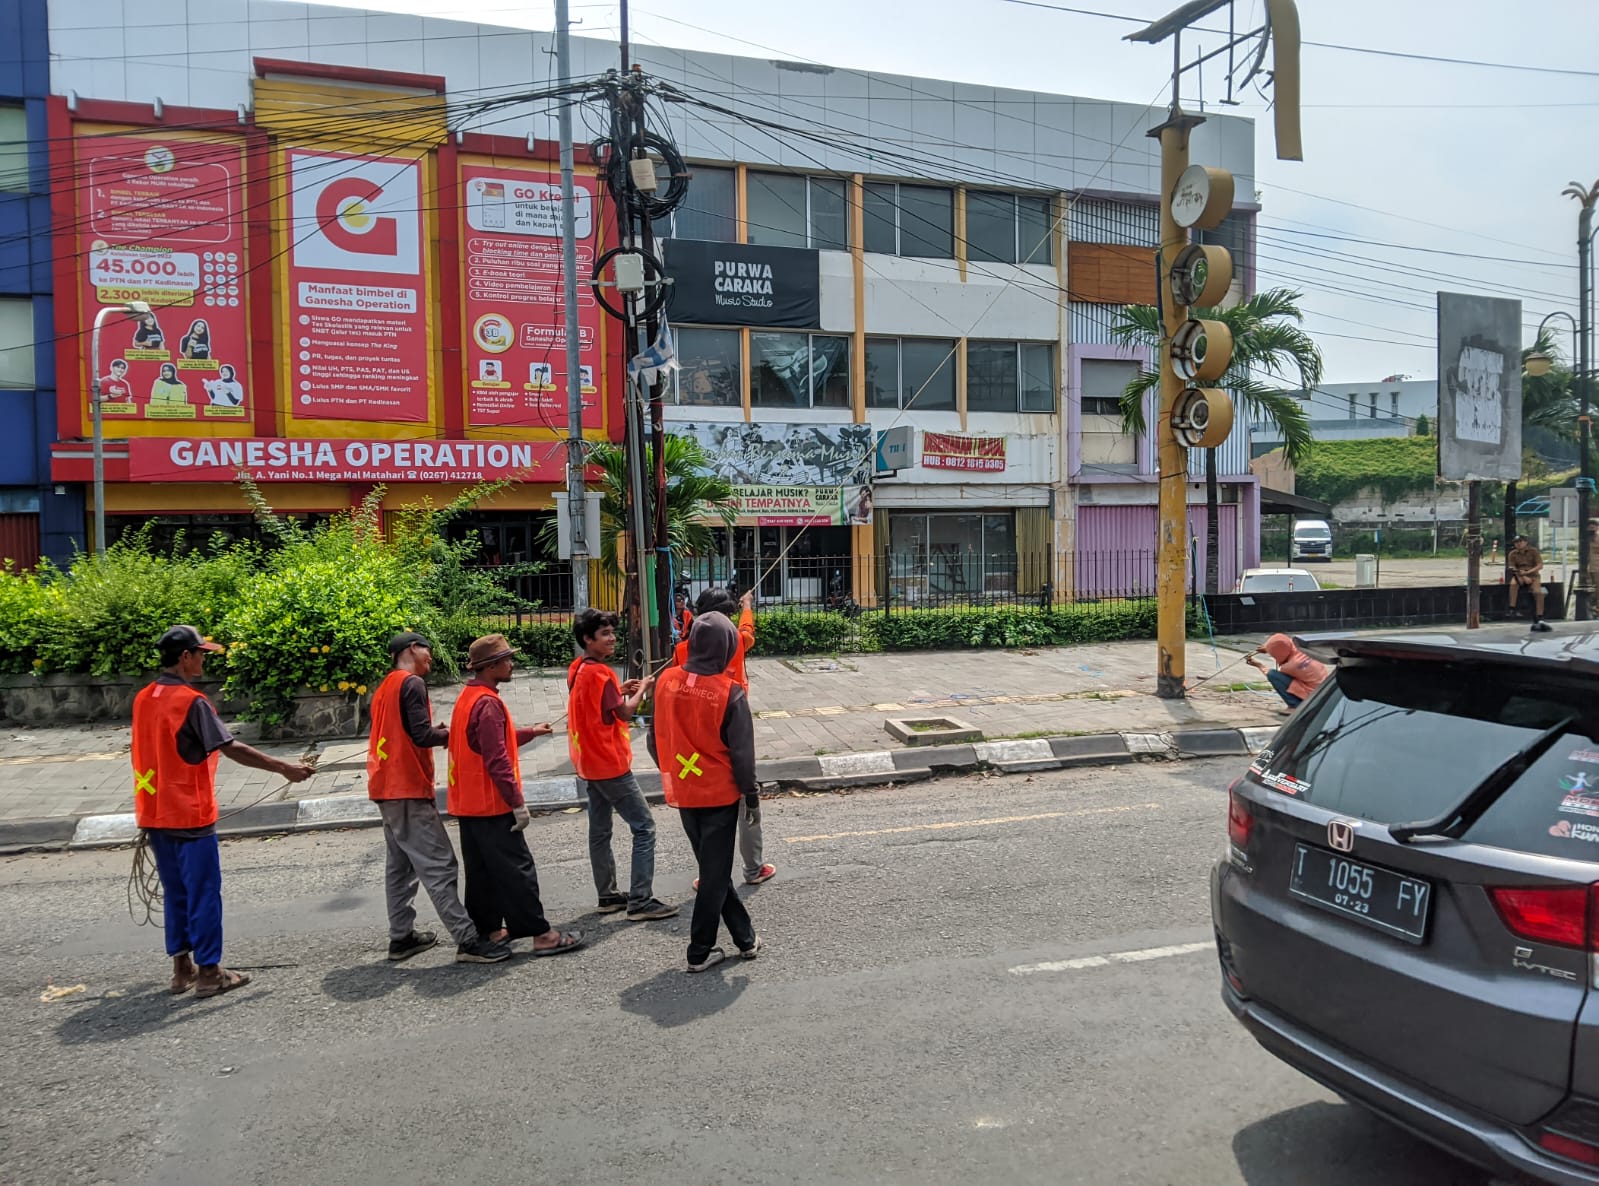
[479,550,1161,620]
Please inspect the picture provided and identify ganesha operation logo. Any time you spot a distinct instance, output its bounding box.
[289,152,421,276]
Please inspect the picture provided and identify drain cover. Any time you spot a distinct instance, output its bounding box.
[782,657,859,674]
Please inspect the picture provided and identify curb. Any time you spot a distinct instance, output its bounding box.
[0,725,1279,855]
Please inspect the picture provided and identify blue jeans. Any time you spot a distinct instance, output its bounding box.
[1266,669,1302,709]
[147,830,224,967]
[586,773,658,907]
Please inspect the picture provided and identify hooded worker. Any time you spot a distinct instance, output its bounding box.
[649,611,763,973]
[1247,633,1330,713]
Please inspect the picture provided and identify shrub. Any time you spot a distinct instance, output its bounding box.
[503,621,584,669]
[1296,436,1440,509]
[0,564,50,675]
[863,601,1163,652]
[748,610,856,656]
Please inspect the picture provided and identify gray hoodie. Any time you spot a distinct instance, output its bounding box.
[648,611,757,796]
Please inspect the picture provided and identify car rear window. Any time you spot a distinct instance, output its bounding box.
[1250,659,1599,859]
[1243,575,1303,593]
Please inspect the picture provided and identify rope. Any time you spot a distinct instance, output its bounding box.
[126,743,321,927]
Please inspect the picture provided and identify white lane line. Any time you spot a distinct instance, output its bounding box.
[1008,940,1212,976]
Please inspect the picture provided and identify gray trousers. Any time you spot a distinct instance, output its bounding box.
[738,802,765,882]
[586,772,658,908]
[378,799,478,945]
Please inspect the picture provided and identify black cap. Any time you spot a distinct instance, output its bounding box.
[158,625,223,666]
[388,631,433,658]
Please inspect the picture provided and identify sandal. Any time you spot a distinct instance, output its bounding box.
[687,948,726,974]
[170,955,198,996]
[739,936,764,960]
[531,930,585,957]
[194,966,250,999]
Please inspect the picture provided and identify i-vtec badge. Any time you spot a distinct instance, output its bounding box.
[1512,945,1578,981]
[1327,819,1359,853]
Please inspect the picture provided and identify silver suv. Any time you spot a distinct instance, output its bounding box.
[1213,627,1599,1184]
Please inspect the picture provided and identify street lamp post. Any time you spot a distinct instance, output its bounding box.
[89,301,152,556]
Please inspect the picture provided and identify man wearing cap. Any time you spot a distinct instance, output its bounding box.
[448,634,584,956]
[133,625,316,998]
[367,632,511,965]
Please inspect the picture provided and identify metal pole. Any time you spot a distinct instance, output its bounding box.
[1577,193,1594,621]
[556,0,588,611]
[90,306,114,557]
[1465,480,1481,628]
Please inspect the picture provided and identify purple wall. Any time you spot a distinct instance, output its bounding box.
[1074,503,1240,596]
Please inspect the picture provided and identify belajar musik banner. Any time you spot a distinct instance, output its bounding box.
[922,431,1007,472]
[77,131,251,423]
[286,150,430,423]
[461,161,604,429]
[672,421,874,486]
[733,484,873,528]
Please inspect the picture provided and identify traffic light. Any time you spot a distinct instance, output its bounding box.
[1164,165,1237,451]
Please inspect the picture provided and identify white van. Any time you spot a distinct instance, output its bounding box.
[1290,519,1333,563]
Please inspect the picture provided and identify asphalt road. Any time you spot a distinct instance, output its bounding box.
[0,761,1497,1186]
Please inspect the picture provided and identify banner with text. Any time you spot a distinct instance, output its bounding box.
[664,240,820,328]
[286,150,430,422]
[733,484,872,527]
[128,437,567,483]
[76,131,252,425]
[922,431,1007,472]
[461,161,603,428]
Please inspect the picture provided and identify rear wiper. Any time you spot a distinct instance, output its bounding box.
[1390,715,1576,844]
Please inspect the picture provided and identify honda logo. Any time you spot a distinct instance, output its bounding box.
[1328,819,1358,852]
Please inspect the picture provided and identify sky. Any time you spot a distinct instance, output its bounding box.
[317,0,1599,388]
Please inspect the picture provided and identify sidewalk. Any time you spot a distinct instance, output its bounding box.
[0,635,1280,834]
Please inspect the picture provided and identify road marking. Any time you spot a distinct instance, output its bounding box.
[1008,940,1212,976]
[783,802,1161,844]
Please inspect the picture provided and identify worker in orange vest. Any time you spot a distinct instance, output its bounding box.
[650,612,762,973]
[448,633,583,956]
[132,625,315,998]
[367,632,511,965]
[672,587,775,888]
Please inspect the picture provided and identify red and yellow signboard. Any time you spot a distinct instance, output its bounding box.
[75,131,251,425]
[922,431,1008,472]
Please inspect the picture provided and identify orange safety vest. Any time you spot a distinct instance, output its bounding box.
[671,610,753,691]
[566,657,633,780]
[367,670,435,801]
[653,666,740,809]
[447,683,519,817]
[131,681,221,829]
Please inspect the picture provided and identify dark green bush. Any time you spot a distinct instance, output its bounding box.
[748,610,855,656]
[864,601,1162,652]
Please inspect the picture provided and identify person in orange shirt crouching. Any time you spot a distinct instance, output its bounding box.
[651,611,763,973]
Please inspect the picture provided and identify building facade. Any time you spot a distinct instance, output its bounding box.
[1,0,82,566]
[39,0,1261,603]
[1252,378,1435,454]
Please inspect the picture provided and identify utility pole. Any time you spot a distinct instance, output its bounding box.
[1569,180,1598,621]
[556,0,588,610]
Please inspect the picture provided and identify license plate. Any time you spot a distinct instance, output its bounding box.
[1288,844,1432,944]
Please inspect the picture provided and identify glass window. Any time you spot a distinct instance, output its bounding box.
[1081,357,1138,417]
[747,171,808,249]
[810,178,848,251]
[967,342,1018,412]
[751,332,811,408]
[966,191,1017,263]
[674,327,741,408]
[0,106,27,196]
[1390,392,1401,416]
[1368,394,1378,418]
[898,185,953,258]
[889,513,928,564]
[659,165,736,242]
[1021,343,1056,412]
[901,338,956,411]
[1019,195,1053,265]
[0,298,34,390]
[983,512,1015,557]
[865,337,899,409]
[863,183,898,255]
[1347,395,1357,418]
[811,335,852,408]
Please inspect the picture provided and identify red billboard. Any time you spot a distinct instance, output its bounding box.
[460,161,603,429]
[286,150,430,423]
[77,132,251,424]
[922,431,1008,472]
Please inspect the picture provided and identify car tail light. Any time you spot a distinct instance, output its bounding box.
[1227,783,1254,850]
[1538,1131,1599,1167]
[1489,884,1599,950]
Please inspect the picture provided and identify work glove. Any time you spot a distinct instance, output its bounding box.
[511,806,531,833]
[743,792,760,826]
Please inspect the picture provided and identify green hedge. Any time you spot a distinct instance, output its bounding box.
[864,601,1161,651]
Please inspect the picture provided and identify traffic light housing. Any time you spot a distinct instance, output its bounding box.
[1163,166,1236,453]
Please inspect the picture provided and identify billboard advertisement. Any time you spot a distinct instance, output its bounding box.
[670,421,875,487]
[76,131,251,424]
[461,161,603,429]
[733,484,872,527]
[286,150,430,423]
[922,431,1008,472]
[664,240,821,328]
[128,437,566,483]
[1437,292,1523,482]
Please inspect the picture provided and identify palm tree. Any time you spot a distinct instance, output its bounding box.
[1506,329,1579,551]
[538,433,738,584]
[1112,287,1322,594]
